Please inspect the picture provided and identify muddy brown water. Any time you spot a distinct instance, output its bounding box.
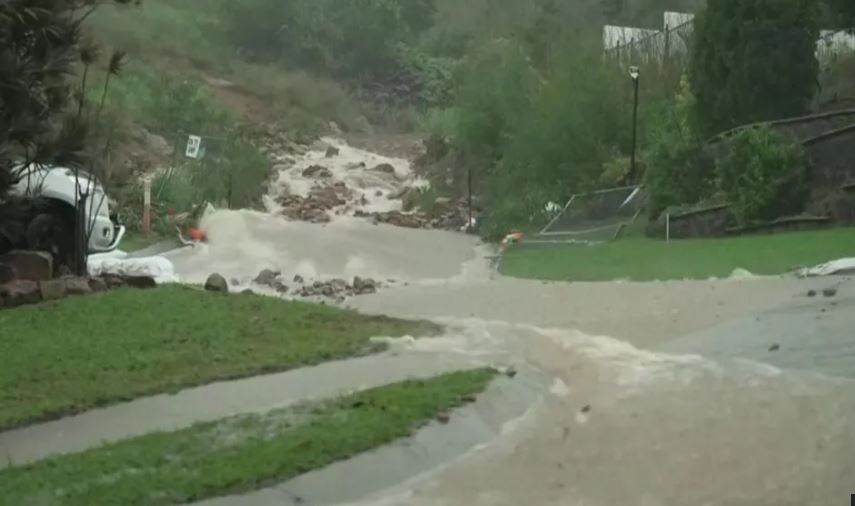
[164,198,855,505]
[165,139,855,505]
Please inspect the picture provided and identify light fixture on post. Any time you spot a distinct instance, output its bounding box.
[628,66,640,183]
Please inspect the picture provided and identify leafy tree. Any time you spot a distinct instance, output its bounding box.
[690,0,820,135]
[716,126,807,225]
[0,0,133,269]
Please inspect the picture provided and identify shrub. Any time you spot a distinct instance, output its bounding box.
[715,127,808,225]
[644,76,715,219]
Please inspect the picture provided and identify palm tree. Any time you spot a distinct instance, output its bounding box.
[0,0,134,272]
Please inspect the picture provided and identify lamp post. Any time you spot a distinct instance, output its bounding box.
[629,66,640,183]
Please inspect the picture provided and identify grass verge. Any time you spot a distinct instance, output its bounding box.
[0,369,496,506]
[499,228,855,282]
[0,286,440,430]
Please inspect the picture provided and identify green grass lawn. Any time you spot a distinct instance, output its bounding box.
[0,369,495,506]
[500,228,855,282]
[0,286,439,430]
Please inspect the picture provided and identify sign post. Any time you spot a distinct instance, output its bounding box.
[142,176,152,234]
[185,135,203,160]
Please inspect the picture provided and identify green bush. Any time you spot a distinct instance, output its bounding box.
[644,76,715,219]
[715,127,808,225]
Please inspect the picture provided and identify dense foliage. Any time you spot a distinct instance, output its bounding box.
[715,127,807,225]
[690,0,820,135]
[0,0,132,265]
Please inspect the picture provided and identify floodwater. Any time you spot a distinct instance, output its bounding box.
[163,139,855,505]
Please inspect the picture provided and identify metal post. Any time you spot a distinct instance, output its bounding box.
[663,24,671,70]
[629,73,640,183]
[142,176,152,235]
[467,167,473,232]
[666,212,671,243]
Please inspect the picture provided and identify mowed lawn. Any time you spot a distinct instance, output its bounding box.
[0,369,496,506]
[500,228,855,282]
[0,286,439,430]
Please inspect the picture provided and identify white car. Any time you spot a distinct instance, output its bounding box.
[12,164,125,256]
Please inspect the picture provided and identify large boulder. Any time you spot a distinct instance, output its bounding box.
[205,273,229,293]
[401,188,421,212]
[0,263,16,284]
[65,277,93,296]
[254,269,281,286]
[0,251,53,281]
[302,165,332,178]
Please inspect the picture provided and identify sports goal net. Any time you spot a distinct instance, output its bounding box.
[527,186,646,247]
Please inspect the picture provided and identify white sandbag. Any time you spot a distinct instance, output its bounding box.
[799,258,855,277]
[88,255,179,284]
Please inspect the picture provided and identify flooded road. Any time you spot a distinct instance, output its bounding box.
[165,138,855,505]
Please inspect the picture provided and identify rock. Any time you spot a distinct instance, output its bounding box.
[346,161,367,170]
[272,281,289,294]
[272,163,291,173]
[241,288,254,295]
[255,269,281,286]
[352,276,377,295]
[302,165,332,178]
[401,188,421,212]
[125,276,157,289]
[0,280,40,308]
[431,197,452,216]
[287,142,309,155]
[65,277,93,296]
[142,130,173,158]
[580,405,592,414]
[375,190,383,197]
[823,287,838,298]
[39,279,67,301]
[325,146,340,158]
[807,289,817,297]
[436,411,451,424]
[0,251,53,281]
[372,163,396,174]
[88,277,109,293]
[205,273,229,293]
[769,343,781,352]
[0,263,16,284]
[293,274,305,284]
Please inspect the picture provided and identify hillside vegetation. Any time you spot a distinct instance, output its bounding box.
[68,0,855,240]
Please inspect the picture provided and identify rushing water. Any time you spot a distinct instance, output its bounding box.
[165,139,855,505]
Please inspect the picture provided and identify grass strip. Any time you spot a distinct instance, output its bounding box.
[0,369,496,506]
[500,228,855,282]
[0,285,439,430]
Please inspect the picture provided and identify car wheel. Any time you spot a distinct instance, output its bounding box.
[26,213,74,270]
